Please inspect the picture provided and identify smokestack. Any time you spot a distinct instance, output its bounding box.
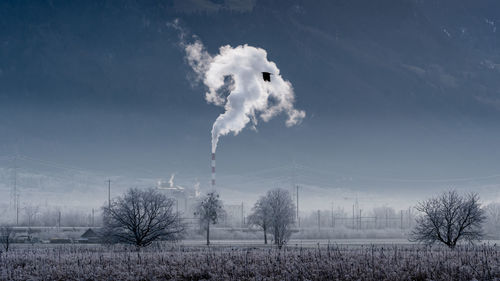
[211,153,216,188]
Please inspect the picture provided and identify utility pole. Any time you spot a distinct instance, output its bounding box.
[11,155,18,218]
[331,202,334,228]
[354,196,359,229]
[14,156,17,209]
[400,210,403,230]
[296,185,300,227]
[385,208,388,228]
[352,204,355,228]
[107,179,111,209]
[408,207,412,228]
[317,210,321,232]
[16,194,19,226]
[359,209,362,230]
[241,202,244,227]
[291,162,301,228]
[92,208,94,227]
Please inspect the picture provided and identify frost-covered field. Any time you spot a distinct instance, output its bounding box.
[1,244,499,280]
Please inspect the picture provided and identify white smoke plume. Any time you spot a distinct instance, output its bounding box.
[193,179,201,197]
[168,173,175,188]
[174,22,305,153]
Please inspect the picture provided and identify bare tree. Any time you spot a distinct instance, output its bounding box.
[194,191,225,245]
[0,225,14,252]
[410,190,486,248]
[248,195,272,244]
[102,188,185,248]
[266,188,295,249]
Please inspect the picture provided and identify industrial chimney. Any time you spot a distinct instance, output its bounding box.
[211,153,216,188]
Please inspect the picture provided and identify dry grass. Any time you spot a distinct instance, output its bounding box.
[1,243,499,280]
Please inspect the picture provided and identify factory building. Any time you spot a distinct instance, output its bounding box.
[157,176,200,217]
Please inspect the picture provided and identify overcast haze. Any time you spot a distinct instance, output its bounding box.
[2,0,500,211]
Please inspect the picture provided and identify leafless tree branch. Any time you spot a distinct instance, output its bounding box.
[102,188,185,248]
[410,190,485,248]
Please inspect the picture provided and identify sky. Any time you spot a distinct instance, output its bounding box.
[1,0,500,211]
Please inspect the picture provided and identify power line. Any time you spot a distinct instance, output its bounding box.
[295,162,500,184]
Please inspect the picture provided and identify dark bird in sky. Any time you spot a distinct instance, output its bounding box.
[262,72,271,82]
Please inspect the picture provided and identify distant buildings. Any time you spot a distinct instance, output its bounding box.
[78,228,100,244]
[157,176,200,217]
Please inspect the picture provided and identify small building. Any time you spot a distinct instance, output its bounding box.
[50,238,73,244]
[78,228,100,244]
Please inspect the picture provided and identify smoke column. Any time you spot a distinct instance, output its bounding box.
[180,42,305,152]
[172,21,305,186]
[168,173,175,188]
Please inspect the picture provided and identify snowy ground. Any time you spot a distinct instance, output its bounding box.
[2,242,500,280]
